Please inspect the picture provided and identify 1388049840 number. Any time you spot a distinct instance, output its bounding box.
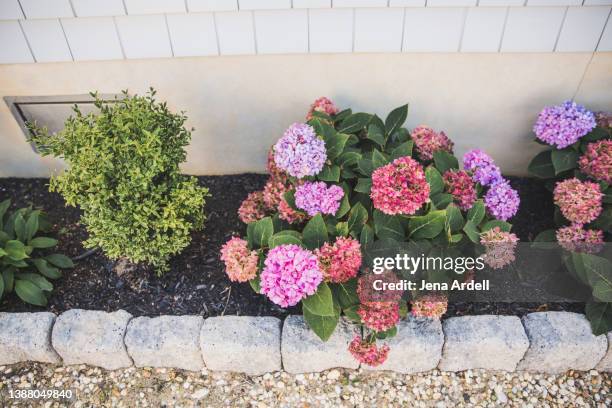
[3,388,76,402]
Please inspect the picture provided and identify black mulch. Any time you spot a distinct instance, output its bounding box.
[0,175,583,317]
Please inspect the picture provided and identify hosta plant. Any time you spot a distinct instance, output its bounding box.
[29,89,209,273]
[0,199,73,306]
[223,97,520,366]
[528,102,612,334]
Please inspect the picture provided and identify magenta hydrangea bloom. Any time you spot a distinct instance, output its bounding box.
[273,123,327,178]
[411,125,454,161]
[295,181,344,217]
[533,100,596,148]
[443,170,477,210]
[484,179,520,221]
[370,156,430,215]
[260,244,323,308]
[306,97,339,120]
[579,140,612,184]
[462,149,502,186]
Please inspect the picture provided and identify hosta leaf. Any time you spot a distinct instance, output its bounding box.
[14,279,47,306]
[32,258,62,279]
[19,273,53,292]
[29,237,58,249]
[2,267,15,292]
[45,254,75,269]
[14,214,26,242]
[5,240,28,260]
[25,211,40,242]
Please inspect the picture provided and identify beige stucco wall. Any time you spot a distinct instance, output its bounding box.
[1,52,611,177]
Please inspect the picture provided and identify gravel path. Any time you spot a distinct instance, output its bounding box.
[0,364,610,407]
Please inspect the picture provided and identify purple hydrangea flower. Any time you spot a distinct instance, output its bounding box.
[260,244,323,308]
[484,179,520,221]
[533,100,596,148]
[295,181,344,217]
[273,123,327,178]
[462,149,502,186]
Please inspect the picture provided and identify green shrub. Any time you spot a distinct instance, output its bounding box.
[0,199,73,306]
[30,89,209,273]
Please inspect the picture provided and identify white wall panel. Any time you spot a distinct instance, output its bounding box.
[167,13,218,56]
[0,21,33,63]
[19,0,73,19]
[501,7,566,52]
[403,8,465,52]
[124,0,186,15]
[309,8,353,53]
[71,0,126,17]
[254,10,308,54]
[354,8,404,52]
[115,15,173,58]
[293,0,331,8]
[461,7,507,52]
[187,0,238,11]
[556,6,611,52]
[0,0,24,19]
[215,11,255,55]
[62,17,123,60]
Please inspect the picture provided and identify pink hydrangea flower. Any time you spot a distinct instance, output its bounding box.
[370,156,430,215]
[220,237,259,283]
[295,181,344,217]
[306,97,339,120]
[238,191,267,224]
[358,301,400,332]
[411,125,454,161]
[579,140,612,184]
[315,236,362,283]
[556,224,604,254]
[595,112,612,129]
[443,170,477,210]
[410,294,448,319]
[260,244,323,307]
[554,178,602,224]
[348,336,390,367]
[278,198,307,225]
[267,147,286,180]
[357,271,404,304]
[262,177,289,211]
[480,227,519,270]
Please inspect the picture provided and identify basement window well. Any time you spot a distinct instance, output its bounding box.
[4,94,122,151]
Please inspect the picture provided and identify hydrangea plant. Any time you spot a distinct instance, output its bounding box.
[223,98,519,366]
[528,101,611,334]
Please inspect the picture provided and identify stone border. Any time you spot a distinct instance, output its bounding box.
[0,310,610,374]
